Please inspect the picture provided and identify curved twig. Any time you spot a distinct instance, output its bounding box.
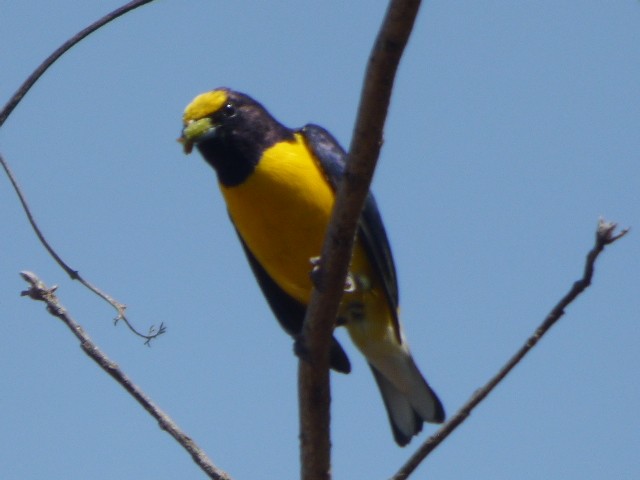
[391,219,629,479]
[0,0,164,343]
[0,0,155,127]
[0,152,164,343]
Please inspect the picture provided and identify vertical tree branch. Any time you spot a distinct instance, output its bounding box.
[298,1,422,479]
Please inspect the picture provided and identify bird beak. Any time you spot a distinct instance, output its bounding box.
[179,117,215,154]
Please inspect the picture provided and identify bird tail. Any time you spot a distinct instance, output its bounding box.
[369,355,445,446]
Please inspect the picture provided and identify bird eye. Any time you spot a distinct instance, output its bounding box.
[222,103,236,118]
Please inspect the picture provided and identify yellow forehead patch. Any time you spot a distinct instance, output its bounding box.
[183,89,228,124]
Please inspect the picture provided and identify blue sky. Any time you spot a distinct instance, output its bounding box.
[1,1,638,479]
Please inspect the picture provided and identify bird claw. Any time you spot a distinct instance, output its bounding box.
[343,273,357,293]
[309,256,358,293]
[293,334,310,363]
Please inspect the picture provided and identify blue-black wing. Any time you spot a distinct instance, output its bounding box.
[301,124,400,339]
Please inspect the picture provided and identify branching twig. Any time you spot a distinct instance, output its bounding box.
[391,219,629,480]
[0,0,164,344]
[0,153,164,343]
[298,1,422,479]
[19,271,231,480]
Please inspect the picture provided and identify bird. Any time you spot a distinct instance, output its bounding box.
[179,88,445,446]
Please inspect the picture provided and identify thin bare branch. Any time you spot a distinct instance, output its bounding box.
[298,1,422,479]
[0,0,164,343]
[19,271,231,480]
[0,0,156,127]
[391,219,629,480]
[0,152,164,342]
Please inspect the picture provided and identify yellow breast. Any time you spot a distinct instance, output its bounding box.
[220,133,334,304]
[221,132,398,351]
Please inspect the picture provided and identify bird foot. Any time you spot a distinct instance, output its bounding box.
[309,256,357,293]
[293,334,311,363]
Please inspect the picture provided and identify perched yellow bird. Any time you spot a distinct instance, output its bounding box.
[180,88,444,445]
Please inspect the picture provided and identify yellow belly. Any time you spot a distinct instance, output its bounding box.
[220,134,334,303]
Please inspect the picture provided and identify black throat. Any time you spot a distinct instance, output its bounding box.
[197,119,294,187]
[196,106,295,188]
[196,136,258,187]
